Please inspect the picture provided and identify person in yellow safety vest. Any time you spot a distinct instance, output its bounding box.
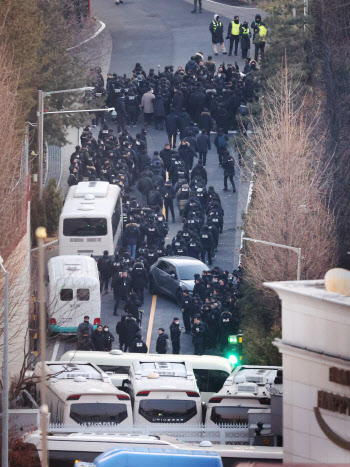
[209,14,227,56]
[226,15,240,57]
[239,21,251,59]
[253,22,267,62]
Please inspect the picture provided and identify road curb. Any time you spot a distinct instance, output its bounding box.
[67,18,106,51]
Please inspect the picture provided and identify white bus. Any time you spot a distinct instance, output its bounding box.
[59,181,123,258]
[205,366,283,427]
[23,431,283,466]
[47,255,101,333]
[123,360,203,426]
[32,362,132,426]
[60,350,234,403]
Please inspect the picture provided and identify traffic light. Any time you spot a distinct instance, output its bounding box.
[225,331,243,365]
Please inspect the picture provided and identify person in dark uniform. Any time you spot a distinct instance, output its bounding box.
[181,290,193,334]
[222,153,236,192]
[170,317,182,354]
[192,315,206,355]
[97,250,112,294]
[156,328,169,354]
[162,180,176,223]
[200,225,214,265]
[130,332,148,353]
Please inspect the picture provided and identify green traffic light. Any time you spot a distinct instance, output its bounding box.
[228,354,238,364]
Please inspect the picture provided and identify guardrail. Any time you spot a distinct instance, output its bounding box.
[48,423,249,445]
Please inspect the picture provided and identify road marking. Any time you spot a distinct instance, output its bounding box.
[51,340,60,361]
[146,295,157,352]
[67,19,106,51]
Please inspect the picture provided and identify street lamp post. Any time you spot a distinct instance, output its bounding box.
[242,237,302,281]
[35,227,48,467]
[0,256,9,467]
[37,86,95,200]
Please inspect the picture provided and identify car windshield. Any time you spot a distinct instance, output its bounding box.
[177,264,207,281]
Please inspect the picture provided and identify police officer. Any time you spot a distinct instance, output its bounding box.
[130,332,148,353]
[222,152,236,192]
[181,290,193,334]
[219,310,236,353]
[227,15,240,56]
[200,226,214,265]
[170,317,182,354]
[239,21,251,59]
[97,250,112,294]
[162,180,176,223]
[191,0,202,14]
[192,314,206,355]
[131,262,148,304]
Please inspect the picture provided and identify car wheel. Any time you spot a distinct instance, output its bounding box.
[149,276,157,295]
[176,288,183,306]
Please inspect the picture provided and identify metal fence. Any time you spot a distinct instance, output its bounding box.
[48,423,249,445]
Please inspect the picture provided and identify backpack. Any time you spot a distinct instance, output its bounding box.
[218,134,227,148]
[165,338,171,352]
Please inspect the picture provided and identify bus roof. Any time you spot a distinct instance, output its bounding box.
[61,182,120,219]
[48,256,99,283]
[60,351,233,373]
[33,362,124,400]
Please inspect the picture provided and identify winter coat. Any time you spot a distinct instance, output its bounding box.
[124,223,141,246]
[162,184,175,201]
[172,90,185,112]
[191,165,208,184]
[116,319,127,345]
[209,18,224,44]
[124,317,141,347]
[198,111,214,133]
[170,322,181,342]
[124,298,141,320]
[77,336,95,351]
[131,265,148,289]
[92,329,106,351]
[112,274,132,298]
[196,134,211,153]
[130,337,148,353]
[102,330,115,351]
[141,91,155,113]
[240,25,251,50]
[137,176,153,195]
[178,144,196,170]
[166,112,178,135]
[153,95,166,117]
[156,332,169,354]
[177,111,192,136]
[77,321,94,342]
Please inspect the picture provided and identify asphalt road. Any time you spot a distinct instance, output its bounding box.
[46,0,256,362]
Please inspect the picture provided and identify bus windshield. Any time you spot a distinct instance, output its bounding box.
[139,399,197,423]
[63,218,107,236]
[70,403,127,424]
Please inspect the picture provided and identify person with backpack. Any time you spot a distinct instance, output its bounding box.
[253,18,267,62]
[214,129,229,166]
[156,328,170,354]
[97,250,112,294]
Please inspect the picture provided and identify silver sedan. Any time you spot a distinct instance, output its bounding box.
[149,256,209,304]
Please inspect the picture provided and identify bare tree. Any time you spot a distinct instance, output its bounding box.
[242,64,338,292]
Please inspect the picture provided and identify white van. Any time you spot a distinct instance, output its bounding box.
[124,360,202,425]
[205,366,283,427]
[60,350,233,403]
[32,361,132,426]
[47,255,101,333]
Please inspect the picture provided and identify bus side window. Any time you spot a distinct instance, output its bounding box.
[112,198,121,236]
[193,369,208,393]
[77,289,90,301]
[207,370,230,393]
[60,289,73,301]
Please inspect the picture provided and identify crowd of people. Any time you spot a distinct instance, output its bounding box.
[72,54,256,355]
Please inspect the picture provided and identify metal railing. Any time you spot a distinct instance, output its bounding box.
[47,423,249,445]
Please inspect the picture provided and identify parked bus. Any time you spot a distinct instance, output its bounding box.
[123,360,202,425]
[59,181,122,258]
[60,350,234,403]
[32,362,132,426]
[47,255,100,333]
[205,366,283,427]
[23,431,283,466]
